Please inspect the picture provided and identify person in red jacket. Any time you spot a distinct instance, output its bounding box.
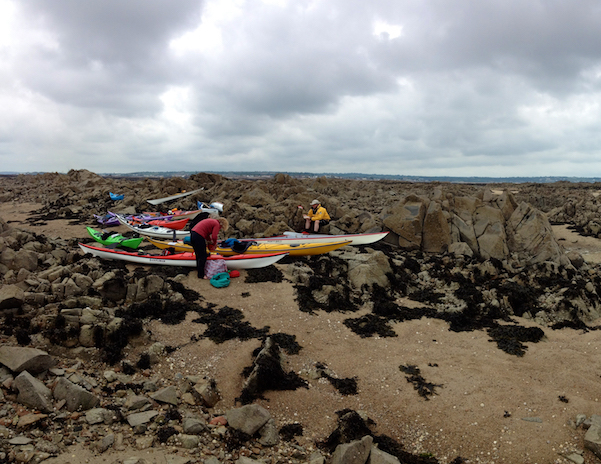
[190,217,229,279]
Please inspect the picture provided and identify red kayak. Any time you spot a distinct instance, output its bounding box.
[131,217,190,230]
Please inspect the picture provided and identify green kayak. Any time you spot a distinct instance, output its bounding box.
[86,227,144,249]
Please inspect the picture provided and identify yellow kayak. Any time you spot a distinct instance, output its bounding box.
[147,237,351,256]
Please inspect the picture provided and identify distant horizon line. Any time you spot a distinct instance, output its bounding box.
[2,170,601,183]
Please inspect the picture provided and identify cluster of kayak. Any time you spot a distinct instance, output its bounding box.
[95,201,223,227]
[81,213,389,270]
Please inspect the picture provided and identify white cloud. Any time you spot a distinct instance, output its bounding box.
[373,20,403,40]
[2,0,601,176]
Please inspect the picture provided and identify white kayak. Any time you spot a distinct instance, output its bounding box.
[79,243,288,270]
[147,188,204,205]
[238,231,389,246]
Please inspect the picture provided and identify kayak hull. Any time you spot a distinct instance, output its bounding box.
[239,231,389,246]
[86,227,144,249]
[79,243,288,270]
[116,215,191,239]
[147,188,204,205]
[146,237,351,256]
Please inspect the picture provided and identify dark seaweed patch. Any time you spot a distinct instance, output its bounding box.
[279,423,303,441]
[137,353,151,370]
[245,265,284,283]
[399,364,441,400]
[192,306,269,344]
[121,361,136,375]
[265,332,303,355]
[103,317,143,364]
[237,337,308,404]
[408,289,445,304]
[224,428,252,451]
[343,314,397,338]
[167,279,201,301]
[487,324,545,356]
[156,426,178,443]
[491,281,540,317]
[319,370,358,395]
[164,407,182,422]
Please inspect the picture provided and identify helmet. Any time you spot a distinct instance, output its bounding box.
[210,202,224,212]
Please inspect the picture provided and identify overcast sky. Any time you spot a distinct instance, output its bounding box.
[2,0,601,177]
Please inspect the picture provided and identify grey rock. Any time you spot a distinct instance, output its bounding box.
[585,424,601,459]
[124,458,149,464]
[96,433,114,453]
[0,346,55,374]
[193,380,220,407]
[563,452,584,464]
[258,418,279,446]
[331,435,373,464]
[127,410,159,427]
[368,446,401,464]
[236,457,263,464]
[226,404,271,435]
[308,451,325,464]
[0,284,24,309]
[178,434,200,449]
[521,417,542,423]
[150,386,178,405]
[13,371,53,413]
[8,436,33,445]
[85,408,114,425]
[53,377,100,411]
[165,455,193,464]
[183,417,207,434]
[124,394,151,410]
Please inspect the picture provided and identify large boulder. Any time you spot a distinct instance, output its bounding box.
[239,189,275,207]
[506,202,563,264]
[422,201,451,253]
[450,214,478,253]
[346,251,392,289]
[473,205,509,260]
[383,196,428,249]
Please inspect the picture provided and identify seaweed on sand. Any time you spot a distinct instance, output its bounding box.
[487,323,545,356]
[399,364,442,400]
[237,337,307,404]
[192,306,269,344]
[315,363,358,395]
[343,314,398,338]
[245,265,284,283]
[279,423,303,441]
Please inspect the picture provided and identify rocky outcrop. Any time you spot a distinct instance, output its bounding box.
[2,172,601,463]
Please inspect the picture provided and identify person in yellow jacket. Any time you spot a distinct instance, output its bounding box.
[303,199,330,233]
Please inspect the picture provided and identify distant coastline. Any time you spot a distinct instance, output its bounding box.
[2,170,601,184]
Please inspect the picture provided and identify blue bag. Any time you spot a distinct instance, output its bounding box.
[210,272,230,288]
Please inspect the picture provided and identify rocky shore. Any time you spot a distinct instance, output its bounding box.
[2,170,601,463]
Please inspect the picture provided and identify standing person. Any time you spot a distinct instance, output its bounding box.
[304,199,330,233]
[190,217,229,279]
